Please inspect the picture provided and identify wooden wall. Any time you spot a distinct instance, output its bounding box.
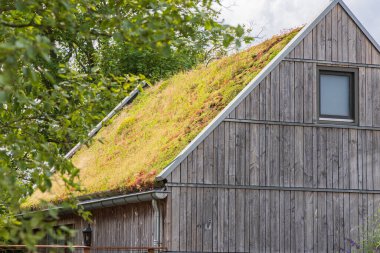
[286,4,380,65]
[168,123,380,191]
[57,202,155,247]
[164,2,380,252]
[226,62,380,127]
[165,186,380,253]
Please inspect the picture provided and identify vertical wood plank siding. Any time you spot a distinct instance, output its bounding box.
[164,3,380,252]
[170,122,380,191]
[165,187,378,253]
[58,202,155,247]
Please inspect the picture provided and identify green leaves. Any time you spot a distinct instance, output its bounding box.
[0,0,252,247]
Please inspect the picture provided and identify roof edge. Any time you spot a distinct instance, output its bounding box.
[156,0,340,181]
[19,190,168,216]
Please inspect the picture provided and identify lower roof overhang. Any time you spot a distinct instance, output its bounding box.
[20,190,168,217]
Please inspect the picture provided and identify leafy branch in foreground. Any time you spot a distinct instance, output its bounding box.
[0,0,252,246]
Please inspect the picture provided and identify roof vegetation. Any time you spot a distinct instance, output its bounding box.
[25,28,300,207]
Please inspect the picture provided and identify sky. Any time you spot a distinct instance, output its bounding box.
[220,0,380,44]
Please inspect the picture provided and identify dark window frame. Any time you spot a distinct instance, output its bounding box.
[317,66,359,125]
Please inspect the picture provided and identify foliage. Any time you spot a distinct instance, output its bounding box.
[0,0,252,247]
[25,29,300,207]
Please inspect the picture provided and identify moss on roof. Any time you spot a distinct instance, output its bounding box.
[25,28,300,207]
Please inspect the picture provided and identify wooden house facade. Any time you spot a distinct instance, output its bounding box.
[51,0,380,252]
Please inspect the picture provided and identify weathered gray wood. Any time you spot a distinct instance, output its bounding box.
[171,187,180,251]
[303,29,313,60]
[204,133,214,184]
[348,17,357,63]
[373,69,380,127]
[341,6,349,62]
[318,192,327,252]
[337,4,343,62]
[228,189,236,252]
[270,66,280,121]
[342,129,350,189]
[349,129,358,189]
[343,193,351,251]
[279,190,285,251]
[359,67,366,126]
[294,62,304,123]
[227,123,236,185]
[202,188,213,252]
[365,68,373,126]
[270,190,279,252]
[373,131,380,189]
[295,126,304,187]
[249,124,260,185]
[196,188,204,252]
[265,75,271,122]
[316,16,326,61]
[304,63,314,123]
[295,191,305,252]
[259,125,266,186]
[317,128,327,188]
[325,11,332,62]
[259,80,266,121]
[326,193,334,252]
[271,125,280,186]
[249,190,260,252]
[366,131,374,190]
[304,191,314,252]
[279,61,295,122]
[304,127,313,187]
[260,190,267,252]
[372,45,380,65]
[294,39,304,59]
[331,5,338,62]
[235,123,246,185]
[235,189,245,252]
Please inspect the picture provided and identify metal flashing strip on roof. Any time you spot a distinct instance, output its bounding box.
[157,0,376,181]
[64,82,147,159]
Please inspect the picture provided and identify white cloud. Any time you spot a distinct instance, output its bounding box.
[220,0,380,44]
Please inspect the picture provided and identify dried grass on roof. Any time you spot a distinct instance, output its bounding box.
[25,28,300,207]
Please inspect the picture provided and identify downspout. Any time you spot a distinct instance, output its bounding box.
[152,199,161,248]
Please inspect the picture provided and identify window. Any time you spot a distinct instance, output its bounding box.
[318,67,358,123]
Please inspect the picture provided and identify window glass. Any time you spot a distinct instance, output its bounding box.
[320,74,351,118]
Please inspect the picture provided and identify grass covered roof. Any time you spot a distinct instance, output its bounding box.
[26,28,300,207]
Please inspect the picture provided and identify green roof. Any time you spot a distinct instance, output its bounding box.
[25,28,300,207]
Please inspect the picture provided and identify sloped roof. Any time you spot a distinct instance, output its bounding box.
[25,28,300,207]
[157,0,380,180]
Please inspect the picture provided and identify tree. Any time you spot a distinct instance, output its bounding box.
[0,0,251,247]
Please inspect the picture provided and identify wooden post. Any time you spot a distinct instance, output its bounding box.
[83,247,90,253]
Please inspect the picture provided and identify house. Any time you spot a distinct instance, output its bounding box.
[27,0,380,252]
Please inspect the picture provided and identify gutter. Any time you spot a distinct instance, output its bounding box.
[21,190,168,216]
[78,190,167,210]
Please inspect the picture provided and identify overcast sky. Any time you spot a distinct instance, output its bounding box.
[220,0,380,44]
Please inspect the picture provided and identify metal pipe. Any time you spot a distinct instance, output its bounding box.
[152,199,160,247]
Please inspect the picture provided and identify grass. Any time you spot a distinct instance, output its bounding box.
[25,28,300,207]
